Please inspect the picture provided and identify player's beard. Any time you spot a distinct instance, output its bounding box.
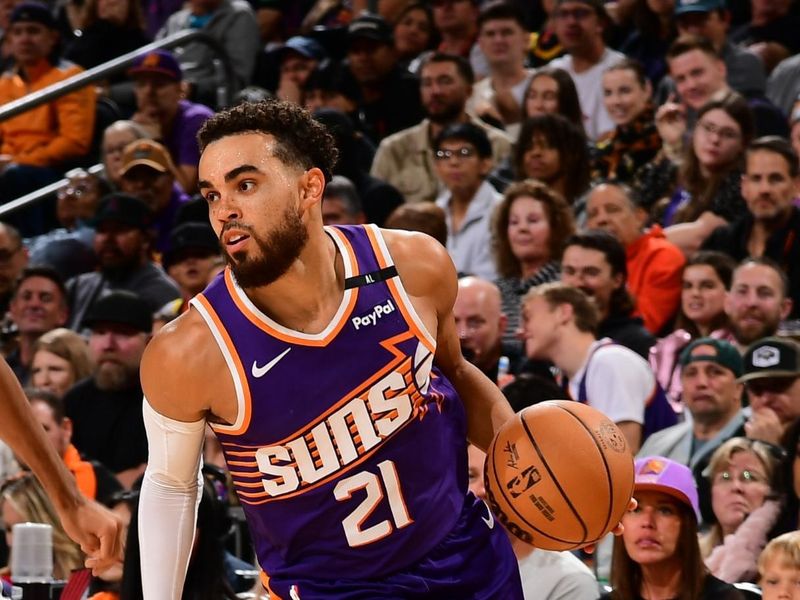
[223,205,309,289]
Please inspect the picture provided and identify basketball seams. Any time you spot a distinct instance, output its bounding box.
[519,409,589,544]
[552,404,615,543]
[486,422,582,546]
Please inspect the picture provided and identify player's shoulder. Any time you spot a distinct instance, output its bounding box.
[379,227,457,306]
[142,309,217,379]
[142,308,224,417]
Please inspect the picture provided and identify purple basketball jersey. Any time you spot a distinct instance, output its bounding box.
[190,225,471,588]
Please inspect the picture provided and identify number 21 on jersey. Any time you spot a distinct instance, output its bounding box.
[334,460,413,547]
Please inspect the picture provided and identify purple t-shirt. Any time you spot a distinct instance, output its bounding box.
[164,99,214,169]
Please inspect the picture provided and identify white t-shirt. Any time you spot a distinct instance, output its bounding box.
[467,69,535,140]
[568,339,653,425]
[549,49,625,141]
[517,548,600,600]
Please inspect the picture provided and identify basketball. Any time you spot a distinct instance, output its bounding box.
[484,400,635,551]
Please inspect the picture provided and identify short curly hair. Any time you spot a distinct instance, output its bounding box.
[197,100,339,181]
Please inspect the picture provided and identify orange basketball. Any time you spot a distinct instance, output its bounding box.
[484,400,635,551]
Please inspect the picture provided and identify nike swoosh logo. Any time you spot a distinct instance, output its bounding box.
[251,348,291,378]
[481,499,495,529]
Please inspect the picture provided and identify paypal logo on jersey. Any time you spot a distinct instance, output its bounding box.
[351,299,395,330]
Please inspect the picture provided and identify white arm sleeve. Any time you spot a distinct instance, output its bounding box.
[139,397,206,600]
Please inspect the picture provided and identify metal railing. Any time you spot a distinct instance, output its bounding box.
[0,29,235,218]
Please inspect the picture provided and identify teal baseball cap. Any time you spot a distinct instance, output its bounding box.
[679,337,743,377]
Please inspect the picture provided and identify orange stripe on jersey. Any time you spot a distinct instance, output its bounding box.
[364,225,389,269]
[228,470,264,479]
[226,460,258,467]
[221,229,360,347]
[218,347,412,450]
[260,572,281,600]
[233,481,265,488]
[194,294,253,436]
[364,226,436,355]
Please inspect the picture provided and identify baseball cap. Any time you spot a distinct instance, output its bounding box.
[120,139,175,178]
[739,337,800,382]
[92,194,152,230]
[634,457,701,520]
[675,0,726,15]
[272,36,328,62]
[347,13,393,45]
[10,2,56,28]
[83,291,153,333]
[128,49,182,81]
[163,223,220,268]
[678,337,743,377]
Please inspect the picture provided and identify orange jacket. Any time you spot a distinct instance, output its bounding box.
[0,58,95,166]
[626,225,686,334]
[63,443,97,500]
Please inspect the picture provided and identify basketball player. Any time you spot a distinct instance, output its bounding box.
[0,357,122,573]
[137,100,524,599]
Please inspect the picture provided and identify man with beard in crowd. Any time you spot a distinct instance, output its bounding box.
[371,52,512,204]
[65,194,180,331]
[64,291,151,489]
[704,137,800,316]
[724,257,792,353]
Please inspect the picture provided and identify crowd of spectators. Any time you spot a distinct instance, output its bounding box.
[0,0,800,597]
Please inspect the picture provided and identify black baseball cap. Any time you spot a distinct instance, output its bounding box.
[163,223,220,268]
[92,194,152,230]
[10,2,56,28]
[347,13,393,45]
[740,337,800,382]
[84,291,153,333]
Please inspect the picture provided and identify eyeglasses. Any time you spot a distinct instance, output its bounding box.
[697,119,741,142]
[747,377,798,395]
[57,184,94,200]
[553,7,595,20]
[434,147,477,161]
[713,469,769,486]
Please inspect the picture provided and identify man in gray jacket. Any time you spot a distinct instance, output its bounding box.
[639,337,745,471]
[157,0,259,107]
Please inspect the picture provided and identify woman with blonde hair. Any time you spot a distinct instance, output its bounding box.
[30,328,93,399]
[1,473,85,580]
[701,437,783,583]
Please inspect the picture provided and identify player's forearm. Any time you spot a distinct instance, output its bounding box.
[140,399,206,599]
[451,361,514,452]
[0,359,82,510]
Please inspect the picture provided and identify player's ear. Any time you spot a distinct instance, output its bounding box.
[299,167,326,211]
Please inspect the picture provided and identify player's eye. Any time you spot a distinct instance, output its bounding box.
[203,192,219,203]
[239,180,256,192]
